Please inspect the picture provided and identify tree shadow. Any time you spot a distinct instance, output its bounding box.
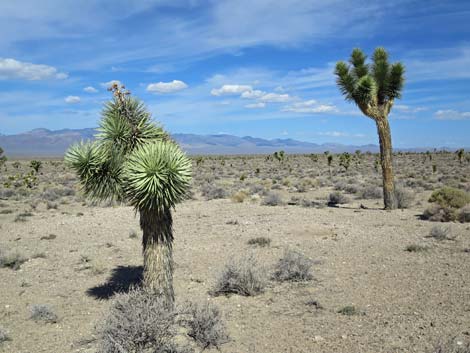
[87,265,143,300]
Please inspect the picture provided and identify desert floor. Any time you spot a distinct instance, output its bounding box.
[1,154,469,353]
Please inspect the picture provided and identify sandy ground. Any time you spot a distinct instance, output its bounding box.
[1,194,469,353]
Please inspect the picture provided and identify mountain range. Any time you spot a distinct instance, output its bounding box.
[0,128,452,157]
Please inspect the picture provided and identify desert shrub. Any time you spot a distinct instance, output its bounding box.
[430,340,470,353]
[231,190,248,203]
[273,249,313,282]
[360,186,383,199]
[201,184,227,200]
[395,186,415,209]
[249,183,265,195]
[41,187,75,201]
[262,192,283,206]
[46,201,58,210]
[0,250,27,270]
[0,209,13,214]
[30,160,42,173]
[247,237,271,247]
[0,326,10,343]
[423,204,456,222]
[300,199,325,208]
[327,192,349,206]
[337,305,362,316]
[0,189,14,198]
[429,187,470,209]
[458,205,470,223]
[180,301,229,350]
[405,244,429,252]
[429,225,454,241]
[97,288,181,353]
[30,304,58,323]
[211,255,266,296]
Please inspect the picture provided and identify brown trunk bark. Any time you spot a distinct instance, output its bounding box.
[375,116,396,210]
[140,208,174,306]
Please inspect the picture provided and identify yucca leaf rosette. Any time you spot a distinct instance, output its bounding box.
[123,141,191,212]
[65,141,125,202]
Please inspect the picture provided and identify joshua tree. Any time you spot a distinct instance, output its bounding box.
[456,148,464,164]
[30,160,42,173]
[335,47,404,209]
[0,147,7,168]
[65,84,191,305]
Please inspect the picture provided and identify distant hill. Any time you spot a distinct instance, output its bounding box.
[0,127,455,157]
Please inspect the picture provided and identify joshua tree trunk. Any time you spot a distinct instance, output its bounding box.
[375,116,396,210]
[140,208,174,306]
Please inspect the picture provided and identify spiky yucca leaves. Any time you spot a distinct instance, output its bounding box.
[65,85,192,303]
[124,141,191,213]
[66,141,125,203]
[335,48,405,210]
[98,98,168,154]
[335,47,405,116]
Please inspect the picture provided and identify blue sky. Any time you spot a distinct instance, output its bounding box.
[0,0,469,148]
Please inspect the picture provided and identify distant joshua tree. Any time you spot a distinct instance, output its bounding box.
[335,47,405,209]
[456,148,464,164]
[0,147,7,168]
[65,84,191,305]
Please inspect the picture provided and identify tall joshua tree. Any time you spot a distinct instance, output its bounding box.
[335,47,405,209]
[65,84,191,305]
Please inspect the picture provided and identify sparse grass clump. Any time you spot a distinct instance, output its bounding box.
[337,305,362,316]
[211,255,266,296]
[0,326,10,343]
[405,244,429,252]
[201,184,227,200]
[458,205,470,223]
[247,237,271,247]
[429,225,454,241]
[180,301,229,350]
[273,249,313,282]
[360,186,383,199]
[327,192,349,206]
[29,304,58,323]
[430,340,470,353]
[97,288,180,353]
[394,186,415,209]
[231,190,248,203]
[0,250,28,270]
[262,192,283,206]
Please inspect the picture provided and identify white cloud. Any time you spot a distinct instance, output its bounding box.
[283,100,337,114]
[245,102,266,109]
[241,89,265,99]
[259,93,291,103]
[146,80,188,93]
[211,84,253,96]
[394,104,427,113]
[0,58,67,80]
[318,131,348,137]
[100,80,122,89]
[83,86,98,93]
[434,110,470,120]
[65,95,80,104]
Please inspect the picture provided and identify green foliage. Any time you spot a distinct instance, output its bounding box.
[0,147,7,167]
[327,154,333,166]
[273,150,286,162]
[30,160,42,173]
[429,187,470,210]
[335,47,405,115]
[339,152,351,171]
[124,142,191,212]
[65,86,191,212]
[456,148,465,164]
